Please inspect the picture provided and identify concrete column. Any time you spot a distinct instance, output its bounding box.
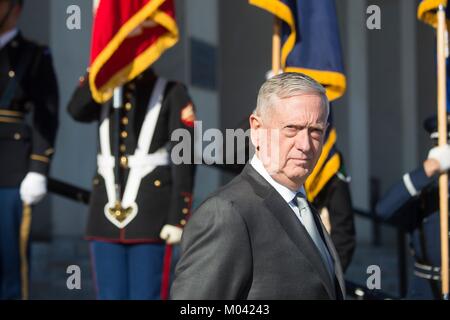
[400,0,419,171]
[347,0,370,211]
[186,0,221,205]
[49,0,96,237]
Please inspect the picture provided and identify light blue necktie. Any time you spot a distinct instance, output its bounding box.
[295,193,336,285]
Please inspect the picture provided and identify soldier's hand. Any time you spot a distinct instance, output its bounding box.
[20,172,47,205]
[160,224,183,245]
[427,144,450,173]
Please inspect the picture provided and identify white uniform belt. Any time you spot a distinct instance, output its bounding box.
[97,154,115,169]
[97,149,169,170]
[127,149,169,168]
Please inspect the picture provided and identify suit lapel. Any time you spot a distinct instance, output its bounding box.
[315,212,346,299]
[242,164,337,299]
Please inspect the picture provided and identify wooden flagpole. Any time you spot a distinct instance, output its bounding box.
[19,203,32,300]
[272,17,281,75]
[437,4,449,299]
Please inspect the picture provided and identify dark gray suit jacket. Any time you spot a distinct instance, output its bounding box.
[171,164,346,300]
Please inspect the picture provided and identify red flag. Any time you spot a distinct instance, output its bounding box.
[89,0,179,103]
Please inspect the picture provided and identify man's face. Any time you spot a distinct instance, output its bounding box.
[251,94,328,189]
[0,0,10,16]
[0,0,21,34]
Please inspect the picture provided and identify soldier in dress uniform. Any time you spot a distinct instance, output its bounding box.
[311,154,355,272]
[67,67,196,300]
[0,0,59,300]
[376,114,450,299]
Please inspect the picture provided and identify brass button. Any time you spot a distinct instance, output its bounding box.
[13,133,21,140]
[120,131,128,139]
[184,197,190,203]
[180,219,187,226]
[8,70,15,78]
[93,178,99,185]
[128,83,136,90]
[125,102,132,111]
[182,208,189,215]
[154,180,161,187]
[120,156,128,168]
[120,144,126,153]
[121,117,129,125]
[126,93,133,100]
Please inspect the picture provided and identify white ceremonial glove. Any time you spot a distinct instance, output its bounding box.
[20,172,47,205]
[427,144,450,172]
[160,224,183,245]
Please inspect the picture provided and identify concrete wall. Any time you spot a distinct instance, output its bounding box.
[17,0,441,241]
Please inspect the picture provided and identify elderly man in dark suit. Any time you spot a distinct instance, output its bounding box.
[171,72,345,300]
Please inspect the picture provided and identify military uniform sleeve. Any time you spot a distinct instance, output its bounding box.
[166,82,196,228]
[171,197,253,299]
[28,46,59,175]
[67,73,102,123]
[325,177,356,272]
[375,166,433,221]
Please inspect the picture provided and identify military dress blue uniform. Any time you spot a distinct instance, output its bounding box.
[0,24,59,299]
[376,115,450,299]
[67,68,196,300]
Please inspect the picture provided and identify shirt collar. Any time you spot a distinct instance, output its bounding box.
[250,154,305,204]
[0,28,18,50]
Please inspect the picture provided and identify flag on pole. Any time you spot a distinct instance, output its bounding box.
[89,0,179,103]
[249,0,347,201]
[418,0,450,298]
[418,0,449,28]
[418,0,450,112]
[249,0,346,101]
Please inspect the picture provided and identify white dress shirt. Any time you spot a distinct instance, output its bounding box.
[0,28,18,50]
[250,155,306,222]
[250,155,336,283]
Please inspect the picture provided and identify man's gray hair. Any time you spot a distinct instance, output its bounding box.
[255,72,329,120]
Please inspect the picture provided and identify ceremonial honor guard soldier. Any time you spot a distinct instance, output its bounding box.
[0,0,59,300]
[376,114,450,299]
[67,67,196,300]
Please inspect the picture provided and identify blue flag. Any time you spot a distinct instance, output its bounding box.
[249,0,347,201]
[250,0,346,101]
